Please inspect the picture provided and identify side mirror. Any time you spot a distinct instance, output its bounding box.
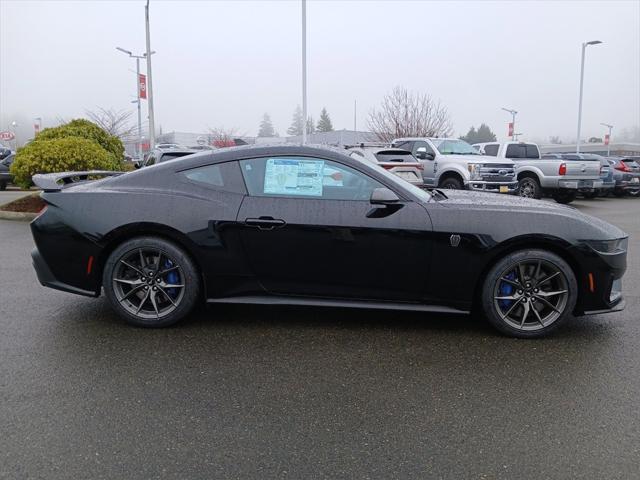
[415,147,434,160]
[370,187,400,205]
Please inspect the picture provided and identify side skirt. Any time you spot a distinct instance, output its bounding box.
[207,295,469,315]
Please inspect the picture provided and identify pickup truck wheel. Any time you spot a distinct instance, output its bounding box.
[552,190,577,204]
[439,177,463,190]
[0,181,6,191]
[481,249,577,338]
[582,191,598,199]
[517,176,541,199]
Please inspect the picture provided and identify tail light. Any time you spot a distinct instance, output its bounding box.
[615,162,631,172]
[558,163,567,175]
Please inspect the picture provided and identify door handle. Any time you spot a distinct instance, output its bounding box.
[245,216,286,230]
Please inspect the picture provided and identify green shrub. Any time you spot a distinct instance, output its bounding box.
[36,119,125,161]
[10,137,120,189]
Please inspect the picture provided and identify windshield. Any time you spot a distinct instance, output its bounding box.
[431,139,479,155]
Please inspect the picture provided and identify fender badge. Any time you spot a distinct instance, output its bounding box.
[450,234,461,247]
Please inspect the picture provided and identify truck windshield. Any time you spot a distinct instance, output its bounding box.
[431,139,479,155]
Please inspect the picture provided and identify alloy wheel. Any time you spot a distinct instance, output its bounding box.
[112,248,185,319]
[493,259,569,331]
[519,179,537,198]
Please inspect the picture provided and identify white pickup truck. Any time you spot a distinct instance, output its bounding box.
[392,137,518,194]
[473,141,602,204]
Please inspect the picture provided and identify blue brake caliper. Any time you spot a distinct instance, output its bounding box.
[164,259,179,299]
[498,270,517,311]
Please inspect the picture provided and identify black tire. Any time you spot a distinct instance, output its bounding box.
[517,176,542,199]
[439,176,463,190]
[102,236,200,327]
[552,190,577,204]
[481,249,577,338]
[582,191,598,199]
[613,188,626,197]
[0,181,6,191]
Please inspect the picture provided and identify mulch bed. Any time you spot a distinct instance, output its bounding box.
[0,194,45,213]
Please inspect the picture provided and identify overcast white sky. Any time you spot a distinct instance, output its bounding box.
[1,0,639,143]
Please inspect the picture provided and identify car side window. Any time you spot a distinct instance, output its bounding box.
[239,156,383,201]
[413,141,435,156]
[484,144,499,156]
[145,154,156,167]
[181,161,246,194]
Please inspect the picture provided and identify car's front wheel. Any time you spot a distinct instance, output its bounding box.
[102,236,200,327]
[481,249,577,338]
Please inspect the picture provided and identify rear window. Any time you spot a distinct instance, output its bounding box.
[374,151,415,163]
[623,160,640,168]
[483,144,499,156]
[505,144,540,159]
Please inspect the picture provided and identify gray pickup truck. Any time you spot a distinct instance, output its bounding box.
[473,141,602,204]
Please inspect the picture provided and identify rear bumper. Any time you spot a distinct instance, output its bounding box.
[558,179,603,191]
[31,248,99,297]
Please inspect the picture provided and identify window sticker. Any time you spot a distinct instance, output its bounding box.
[263,158,324,196]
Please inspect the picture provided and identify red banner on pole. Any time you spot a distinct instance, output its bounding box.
[604,134,610,145]
[139,74,147,99]
[508,122,514,137]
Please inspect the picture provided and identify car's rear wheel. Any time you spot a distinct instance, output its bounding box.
[552,190,577,204]
[517,176,541,199]
[582,191,598,199]
[103,236,200,327]
[0,180,6,191]
[481,249,577,338]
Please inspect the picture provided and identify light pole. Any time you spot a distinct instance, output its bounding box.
[116,46,153,158]
[145,0,156,149]
[600,122,613,156]
[10,121,18,150]
[576,40,603,153]
[301,0,307,145]
[501,107,517,141]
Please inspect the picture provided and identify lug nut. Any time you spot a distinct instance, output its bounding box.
[152,286,157,291]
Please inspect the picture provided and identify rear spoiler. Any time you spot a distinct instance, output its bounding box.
[32,171,124,192]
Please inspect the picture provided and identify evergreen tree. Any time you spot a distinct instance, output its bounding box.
[258,113,275,137]
[287,106,304,136]
[459,123,496,144]
[316,107,334,132]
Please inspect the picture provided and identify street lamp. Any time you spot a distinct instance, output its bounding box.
[301,0,307,145]
[600,122,613,156]
[145,0,156,149]
[116,46,154,158]
[576,40,603,153]
[501,107,517,141]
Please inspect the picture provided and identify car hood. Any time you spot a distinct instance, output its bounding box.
[435,190,627,240]
[441,154,514,165]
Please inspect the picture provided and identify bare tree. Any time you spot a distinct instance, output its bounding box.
[208,126,241,147]
[85,107,137,140]
[367,86,453,142]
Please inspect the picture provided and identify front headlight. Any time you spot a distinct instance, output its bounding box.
[467,163,483,180]
[583,237,628,254]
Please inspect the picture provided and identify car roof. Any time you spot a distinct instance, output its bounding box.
[394,137,459,142]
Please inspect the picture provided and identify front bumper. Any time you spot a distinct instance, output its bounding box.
[467,181,518,194]
[31,248,99,297]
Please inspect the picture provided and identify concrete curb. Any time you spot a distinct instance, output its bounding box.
[0,210,37,221]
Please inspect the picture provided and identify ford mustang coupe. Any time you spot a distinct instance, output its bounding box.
[30,145,627,338]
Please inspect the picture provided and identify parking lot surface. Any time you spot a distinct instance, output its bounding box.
[1,197,639,479]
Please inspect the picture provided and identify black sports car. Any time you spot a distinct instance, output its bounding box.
[30,145,627,338]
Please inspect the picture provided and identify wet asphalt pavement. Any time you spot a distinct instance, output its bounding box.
[1,197,639,479]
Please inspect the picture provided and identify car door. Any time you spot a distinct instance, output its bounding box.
[236,155,434,302]
[398,141,437,186]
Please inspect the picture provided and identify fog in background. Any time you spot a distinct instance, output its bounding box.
[1,0,639,144]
